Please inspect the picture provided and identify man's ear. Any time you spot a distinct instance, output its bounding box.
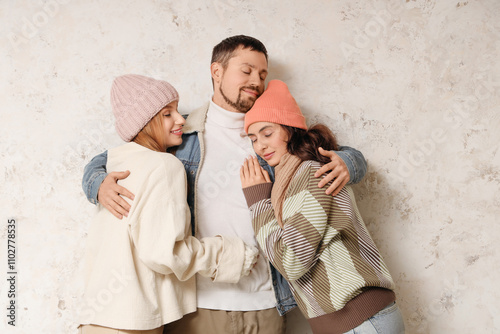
[210,62,222,85]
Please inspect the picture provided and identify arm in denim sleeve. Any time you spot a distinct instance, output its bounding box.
[82,151,108,205]
[335,145,367,185]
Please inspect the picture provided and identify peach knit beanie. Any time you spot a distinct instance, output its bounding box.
[244,80,307,133]
[111,74,179,142]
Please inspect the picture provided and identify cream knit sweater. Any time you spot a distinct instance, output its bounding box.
[80,142,257,330]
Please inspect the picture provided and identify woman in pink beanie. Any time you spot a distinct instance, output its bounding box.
[240,80,405,334]
[79,74,258,334]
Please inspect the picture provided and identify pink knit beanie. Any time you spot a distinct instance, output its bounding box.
[244,80,307,133]
[111,74,179,142]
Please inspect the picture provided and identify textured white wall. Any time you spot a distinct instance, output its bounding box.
[1,0,499,333]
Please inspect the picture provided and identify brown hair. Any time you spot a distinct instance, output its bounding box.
[132,112,166,152]
[211,35,268,69]
[282,124,339,164]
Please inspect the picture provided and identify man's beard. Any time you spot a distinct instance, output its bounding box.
[219,85,258,113]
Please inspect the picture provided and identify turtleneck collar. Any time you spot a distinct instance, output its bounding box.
[207,99,245,129]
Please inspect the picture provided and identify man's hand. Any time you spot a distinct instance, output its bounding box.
[314,147,350,196]
[97,171,135,219]
[240,156,271,188]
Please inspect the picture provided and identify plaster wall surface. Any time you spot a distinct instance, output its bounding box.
[1,0,499,333]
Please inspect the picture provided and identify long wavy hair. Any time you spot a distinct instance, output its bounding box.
[281,124,339,163]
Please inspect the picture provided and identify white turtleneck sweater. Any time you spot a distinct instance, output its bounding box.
[195,101,276,311]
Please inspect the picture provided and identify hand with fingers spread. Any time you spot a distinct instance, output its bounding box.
[314,147,350,196]
[240,156,271,188]
[97,170,135,219]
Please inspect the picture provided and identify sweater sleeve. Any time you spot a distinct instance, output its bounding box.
[128,156,256,283]
[245,163,333,282]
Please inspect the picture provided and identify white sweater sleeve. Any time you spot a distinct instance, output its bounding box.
[127,155,256,283]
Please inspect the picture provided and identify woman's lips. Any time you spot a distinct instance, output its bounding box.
[171,128,183,136]
[263,152,274,160]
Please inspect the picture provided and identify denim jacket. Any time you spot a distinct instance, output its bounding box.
[82,103,367,315]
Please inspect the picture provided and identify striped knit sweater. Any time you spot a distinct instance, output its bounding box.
[243,158,396,333]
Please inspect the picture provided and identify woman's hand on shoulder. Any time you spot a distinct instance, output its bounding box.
[240,156,271,188]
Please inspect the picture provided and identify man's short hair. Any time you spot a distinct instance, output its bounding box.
[211,35,268,69]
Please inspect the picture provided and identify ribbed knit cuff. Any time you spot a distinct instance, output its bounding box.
[241,245,259,276]
[242,182,273,207]
[307,288,396,334]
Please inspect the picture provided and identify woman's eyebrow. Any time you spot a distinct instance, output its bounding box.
[248,125,272,136]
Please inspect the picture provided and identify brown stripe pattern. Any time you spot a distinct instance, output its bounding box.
[246,160,395,321]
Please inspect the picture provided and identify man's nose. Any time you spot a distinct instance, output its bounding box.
[249,72,264,92]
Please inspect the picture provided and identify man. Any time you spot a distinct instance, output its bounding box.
[82,35,367,334]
